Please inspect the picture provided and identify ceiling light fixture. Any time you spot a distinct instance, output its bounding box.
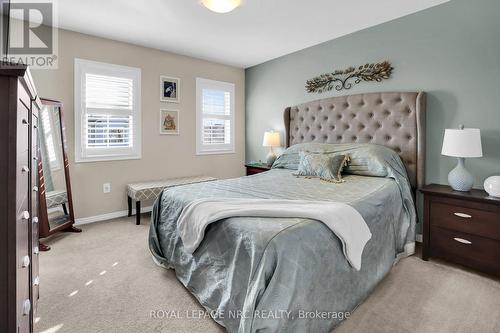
[202,0,241,13]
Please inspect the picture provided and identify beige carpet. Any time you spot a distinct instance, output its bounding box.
[35,214,500,333]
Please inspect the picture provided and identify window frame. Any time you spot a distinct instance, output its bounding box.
[196,78,235,155]
[74,58,141,163]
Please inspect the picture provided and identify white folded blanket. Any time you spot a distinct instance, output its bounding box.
[177,198,372,270]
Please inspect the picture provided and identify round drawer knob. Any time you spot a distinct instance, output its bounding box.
[34,246,39,254]
[33,186,38,192]
[22,299,31,316]
[32,217,38,223]
[22,119,29,125]
[33,156,38,161]
[21,255,30,268]
[33,276,40,286]
[22,211,30,220]
[22,166,30,173]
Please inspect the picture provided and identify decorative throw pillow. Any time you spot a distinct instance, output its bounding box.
[293,151,349,183]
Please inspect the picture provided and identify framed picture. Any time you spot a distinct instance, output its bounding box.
[160,109,179,135]
[160,76,180,103]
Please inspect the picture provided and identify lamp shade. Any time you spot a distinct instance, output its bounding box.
[441,128,482,158]
[262,131,280,147]
[202,0,241,13]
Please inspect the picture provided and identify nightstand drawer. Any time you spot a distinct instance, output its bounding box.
[431,201,500,241]
[430,226,500,275]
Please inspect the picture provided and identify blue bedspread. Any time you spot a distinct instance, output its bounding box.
[149,144,416,333]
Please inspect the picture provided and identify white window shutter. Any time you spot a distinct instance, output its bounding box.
[85,114,133,148]
[196,78,235,155]
[85,74,134,110]
[75,59,141,162]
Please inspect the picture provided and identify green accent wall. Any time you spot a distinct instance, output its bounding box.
[246,0,500,190]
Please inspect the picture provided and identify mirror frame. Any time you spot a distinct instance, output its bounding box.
[38,98,80,238]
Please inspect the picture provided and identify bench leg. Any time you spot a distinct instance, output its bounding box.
[128,196,132,217]
[136,200,141,225]
[62,203,68,215]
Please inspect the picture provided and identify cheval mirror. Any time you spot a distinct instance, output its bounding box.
[38,98,81,251]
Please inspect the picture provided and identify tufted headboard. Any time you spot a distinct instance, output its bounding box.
[284,91,426,189]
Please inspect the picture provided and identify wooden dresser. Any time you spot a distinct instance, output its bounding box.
[0,66,41,333]
[421,184,500,277]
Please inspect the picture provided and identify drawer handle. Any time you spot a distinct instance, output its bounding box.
[22,166,30,173]
[21,255,30,268]
[34,246,39,254]
[33,276,40,286]
[21,211,30,220]
[32,217,38,223]
[33,186,38,192]
[454,212,472,219]
[22,119,29,125]
[33,156,37,161]
[453,237,472,245]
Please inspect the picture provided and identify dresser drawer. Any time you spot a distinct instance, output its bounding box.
[18,79,31,111]
[16,151,29,215]
[31,147,39,214]
[430,201,500,241]
[16,202,30,263]
[17,106,30,154]
[430,226,500,275]
[32,253,39,316]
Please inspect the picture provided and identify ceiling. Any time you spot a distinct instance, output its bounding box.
[45,0,448,68]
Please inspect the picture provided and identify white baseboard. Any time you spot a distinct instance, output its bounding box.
[75,206,153,225]
[416,234,423,243]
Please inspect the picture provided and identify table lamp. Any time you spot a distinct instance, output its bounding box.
[263,131,280,166]
[441,125,482,191]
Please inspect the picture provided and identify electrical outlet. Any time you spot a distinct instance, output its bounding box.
[103,183,111,193]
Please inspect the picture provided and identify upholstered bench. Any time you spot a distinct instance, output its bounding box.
[127,176,217,225]
[46,190,69,215]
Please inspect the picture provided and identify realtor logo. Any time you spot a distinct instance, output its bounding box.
[1,1,58,69]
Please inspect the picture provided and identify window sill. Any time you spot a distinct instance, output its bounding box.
[75,154,142,163]
[196,150,235,156]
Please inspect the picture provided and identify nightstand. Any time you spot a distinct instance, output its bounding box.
[245,163,271,176]
[421,184,500,276]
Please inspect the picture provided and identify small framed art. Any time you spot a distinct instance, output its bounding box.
[160,76,180,103]
[160,109,179,135]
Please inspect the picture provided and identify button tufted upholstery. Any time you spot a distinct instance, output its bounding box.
[284,92,426,189]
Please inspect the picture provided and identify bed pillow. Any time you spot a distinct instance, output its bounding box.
[293,151,349,183]
[272,143,333,170]
[273,143,397,178]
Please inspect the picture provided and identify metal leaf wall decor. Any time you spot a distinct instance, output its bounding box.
[305,61,393,93]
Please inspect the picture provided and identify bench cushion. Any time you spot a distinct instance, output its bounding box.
[46,190,68,209]
[127,176,216,201]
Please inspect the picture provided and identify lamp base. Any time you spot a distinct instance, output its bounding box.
[266,151,277,167]
[448,157,473,192]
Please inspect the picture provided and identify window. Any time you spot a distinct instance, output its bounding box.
[40,106,62,170]
[196,78,235,155]
[74,59,141,162]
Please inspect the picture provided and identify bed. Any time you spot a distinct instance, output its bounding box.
[149,91,426,332]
